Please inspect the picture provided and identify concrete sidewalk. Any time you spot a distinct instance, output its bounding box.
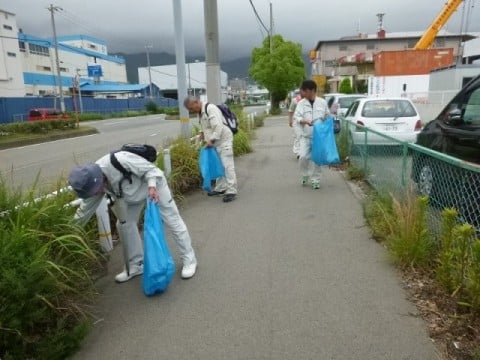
[74,116,439,360]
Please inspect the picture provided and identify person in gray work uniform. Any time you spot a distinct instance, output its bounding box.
[183,95,238,203]
[68,151,197,282]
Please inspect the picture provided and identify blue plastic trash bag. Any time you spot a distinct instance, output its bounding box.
[142,199,175,296]
[199,147,224,191]
[312,116,340,166]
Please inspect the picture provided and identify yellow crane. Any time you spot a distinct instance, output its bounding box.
[414,0,464,50]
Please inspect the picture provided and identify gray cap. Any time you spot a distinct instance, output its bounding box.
[68,163,104,198]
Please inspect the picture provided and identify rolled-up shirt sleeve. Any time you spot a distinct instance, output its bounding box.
[73,194,104,226]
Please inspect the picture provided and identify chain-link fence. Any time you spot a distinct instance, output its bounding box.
[342,119,480,234]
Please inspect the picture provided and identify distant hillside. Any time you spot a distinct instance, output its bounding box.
[117,52,252,84]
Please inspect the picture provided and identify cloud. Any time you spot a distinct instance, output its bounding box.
[5,0,480,59]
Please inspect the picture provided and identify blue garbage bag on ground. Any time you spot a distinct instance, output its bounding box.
[142,199,175,296]
[199,147,225,191]
[312,116,340,166]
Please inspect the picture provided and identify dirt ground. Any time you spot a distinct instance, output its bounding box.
[402,269,480,360]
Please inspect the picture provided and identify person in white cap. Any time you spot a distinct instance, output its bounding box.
[68,151,197,282]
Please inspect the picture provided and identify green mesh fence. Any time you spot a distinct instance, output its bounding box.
[341,118,480,233]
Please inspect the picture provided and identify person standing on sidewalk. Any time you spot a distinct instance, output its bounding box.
[68,153,198,282]
[293,80,330,189]
[183,96,238,203]
[288,89,304,159]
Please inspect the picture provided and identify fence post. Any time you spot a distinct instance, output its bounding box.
[164,148,172,177]
[363,130,368,174]
[401,142,408,187]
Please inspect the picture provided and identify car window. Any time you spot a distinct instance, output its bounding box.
[29,110,42,117]
[327,97,335,108]
[338,96,363,109]
[463,88,480,125]
[345,101,359,117]
[362,100,416,117]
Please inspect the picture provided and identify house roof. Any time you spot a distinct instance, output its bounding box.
[314,30,477,50]
[18,33,125,64]
[80,83,149,92]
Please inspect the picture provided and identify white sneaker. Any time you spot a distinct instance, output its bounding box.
[115,264,143,283]
[181,262,197,279]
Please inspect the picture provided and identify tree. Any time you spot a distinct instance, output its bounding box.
[249,35,305,113]
[339,78,353,94]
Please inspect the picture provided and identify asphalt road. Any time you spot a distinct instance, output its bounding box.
[0,105,269,193]
[73,116,439,360]
[0,114,178,191]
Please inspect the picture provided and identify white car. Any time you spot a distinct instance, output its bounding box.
[326,94,367,117]
[345,97,422,145]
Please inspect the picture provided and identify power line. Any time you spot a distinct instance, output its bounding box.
[248,0,270,34]
[55,8,119,44]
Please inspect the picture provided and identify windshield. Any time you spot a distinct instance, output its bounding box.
[361,100,417,117]
[338,96,364,109]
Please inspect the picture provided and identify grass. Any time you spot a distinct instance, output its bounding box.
[0,178,102,360]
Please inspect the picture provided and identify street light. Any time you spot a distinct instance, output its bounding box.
[145,45,153,98]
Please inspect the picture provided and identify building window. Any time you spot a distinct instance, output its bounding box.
[7,52,16,57]
[19,41,26,52]
[407,39,417,48]
[3,24,13,30]
[29,43,50,57]
[36,65,51,72]
[60,67,68,73]
[339,44,347,51]
[435,38,445,47]
[366,43,375,50]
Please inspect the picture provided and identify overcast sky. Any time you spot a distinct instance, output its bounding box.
[3,0,479,60]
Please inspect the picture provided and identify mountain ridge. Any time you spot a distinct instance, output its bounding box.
[116,52,252,84]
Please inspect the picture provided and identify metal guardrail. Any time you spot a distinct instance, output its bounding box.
[342,119,480,233]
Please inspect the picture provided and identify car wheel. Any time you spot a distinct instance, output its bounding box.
[418,164,434,197]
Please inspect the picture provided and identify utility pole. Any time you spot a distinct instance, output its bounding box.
[75,69,83,114]
[269,1,273,54]
[204,0,221,104]
[145,45,153,98]
[48,4,65,112]
[269,1,273,110]
[172,0,190,138]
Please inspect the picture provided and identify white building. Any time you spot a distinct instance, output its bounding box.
[138,61,229,102]
[0,10,25,97]
[0,8,129,98]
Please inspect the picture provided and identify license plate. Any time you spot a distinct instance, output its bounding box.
[385,124,398,131]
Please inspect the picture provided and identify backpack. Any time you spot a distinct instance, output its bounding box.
[205,102,239,134]
[110,144,157,197]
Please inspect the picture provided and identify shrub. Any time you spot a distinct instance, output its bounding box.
[339,78,353,94]
[145,101,159,113]
[254,113,265,128]
[0,181,101,360]
[466,240,480,310]
[233,128,252,156]
[346,165,366,181]
[363,191,394,242]
[163,138,202,199]
[335,126,350,163]
[386,195,433,268]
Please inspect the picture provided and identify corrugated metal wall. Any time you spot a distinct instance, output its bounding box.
[0,97,178,123]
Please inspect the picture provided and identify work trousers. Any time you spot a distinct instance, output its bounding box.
[298,135,322,183]
[213,141,237,195]
[112,180,197,271]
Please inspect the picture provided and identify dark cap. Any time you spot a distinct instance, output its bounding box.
[68,163,104,198]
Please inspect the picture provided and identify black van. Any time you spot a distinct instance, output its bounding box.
[412,73,480,226]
